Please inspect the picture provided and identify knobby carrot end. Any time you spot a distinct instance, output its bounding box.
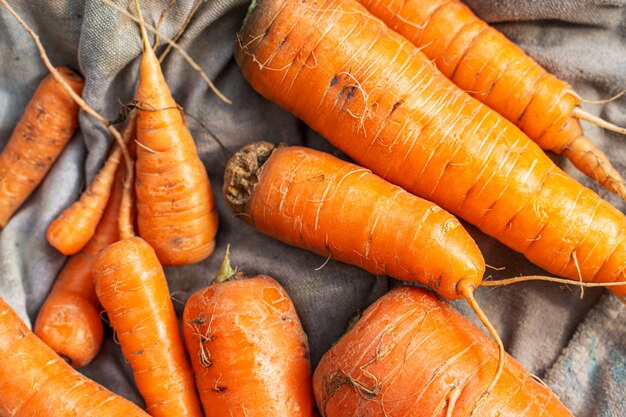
[223,141,279,217]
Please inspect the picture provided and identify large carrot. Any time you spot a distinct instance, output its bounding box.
[357,0,626,198]
[34,164,125,368]
[182,248,316,416]
[0,295,149,417]
[133,0,218,266]
[313,286,574,417]
[0,67,84,227]
[234,0,626,296]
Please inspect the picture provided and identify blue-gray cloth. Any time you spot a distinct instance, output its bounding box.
[0,0,624,415]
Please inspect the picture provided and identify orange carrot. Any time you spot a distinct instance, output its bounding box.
[0,67,84,227]
[94,236,204,417]
[34,164,125,368]
[357,0,626,198]
[0,295,149,417]
[133,0,218,266]
[234,0,626,297]
[182,248,316,416]
[313,286,574,417]
[46,114,137,255]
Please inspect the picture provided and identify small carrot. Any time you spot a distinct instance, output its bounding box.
[133,0,218,266]
[182,247,316,416]
[313,286,575,417]
[46,114,136,255]
[357,0,626,198]
[0,295,149,417]
[235,0,626,297]
[34,164,125,368]
[0,67,84,227]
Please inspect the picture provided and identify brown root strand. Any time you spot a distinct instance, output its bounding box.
[100,0,231,104]
[579,89,626,105]
[482,275,626,289]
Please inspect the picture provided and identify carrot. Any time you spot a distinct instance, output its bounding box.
[34,164,125,368]
[133,0,218,266]
[357,0,626,199]
[46,115,137,255]
[182,247,316,416]
[313,286,574,417]
[0,295,149,417]
[234,0,626,297]
[0,67,84,228]
[93,236,204,417]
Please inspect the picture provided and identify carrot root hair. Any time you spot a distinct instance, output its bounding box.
[481,275,626,289]
[100,0,231,105]
[458,280,504,416]
[573,107,626,135]
[579,89,626,105]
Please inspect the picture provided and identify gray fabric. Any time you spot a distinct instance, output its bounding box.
[0,0,624,415]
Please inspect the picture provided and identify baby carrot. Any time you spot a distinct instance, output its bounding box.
[35,164,125,368]
[46,115,136,255]
[358,0,626,198]
[183,248,316,416]
[314,286,574,417]
[0,295,149,417]
[235,0,626,296]
[0,67,84,227]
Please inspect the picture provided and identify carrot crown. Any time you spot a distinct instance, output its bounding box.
[223,141,279,217]
[213,245,244,283]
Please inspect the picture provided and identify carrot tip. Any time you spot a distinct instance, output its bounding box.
[222,141,278,216]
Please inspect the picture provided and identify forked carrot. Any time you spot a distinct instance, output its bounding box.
[314,286,574,417]
[0,67,84,227]
[133,0,218,266]
[46,115,136,255]
[358,0,626,198]
[0,295,149,416]
[235,0,626,297]
[182,248,316,416]
[35,164,125,368]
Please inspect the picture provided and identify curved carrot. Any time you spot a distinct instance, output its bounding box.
[182,248,316,416]
[0,295,149,416]
[313,286,574,417]
[357,0,626,198]
[46,114,136,255]
[234,0,626,296]
[34,164,125,368]
[93,236,205,417]
[0,67,84,227]
[133,0,218,266]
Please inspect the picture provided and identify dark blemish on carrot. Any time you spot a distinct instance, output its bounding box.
[171,237,184,247]
[131,350,144,355]
[330,75,339,86]
[391,100,403,114]
[213,386,227,393]
[345,86,357,101]
[191,316,207,325]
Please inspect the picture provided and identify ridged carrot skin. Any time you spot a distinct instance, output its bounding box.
[46,115,136,256]
[313,286,574,417]
[224,143,484,300]
[0,67,84,227]
[235,0,626,295]
[183,274,316,417]
[34,165,125,368]
[357,0,626,197]
[93,236,204,417]
[0,295,149,417]
[134,27,218,266]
